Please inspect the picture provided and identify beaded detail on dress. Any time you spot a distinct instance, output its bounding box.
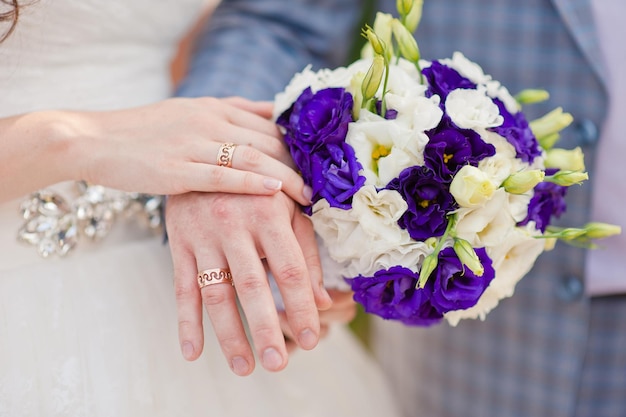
[17,181,163,258]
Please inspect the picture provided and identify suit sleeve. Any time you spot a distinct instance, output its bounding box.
[175,0,363,100]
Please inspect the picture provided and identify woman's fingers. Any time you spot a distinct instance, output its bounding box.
[183,141,310,205]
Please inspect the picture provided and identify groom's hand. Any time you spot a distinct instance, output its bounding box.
[165,191,332,375]
[279,289,358,354]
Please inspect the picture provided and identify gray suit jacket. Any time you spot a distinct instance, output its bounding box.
[373,1,625,417]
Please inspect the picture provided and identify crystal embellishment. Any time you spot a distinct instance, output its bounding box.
[17,181,163,258]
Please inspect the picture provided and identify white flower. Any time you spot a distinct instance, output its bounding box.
[444,223,545,325]
[385,92,442,132]
[476,130,524,186]
[450,165,497,208]
[273,61,369,119]
[441,51,492,85]
[350,185,407,241]
[445,87,503,129]
[346,109,421,186]
[485,81,520,114]
[453,188,516,248]
[312,186,431,277]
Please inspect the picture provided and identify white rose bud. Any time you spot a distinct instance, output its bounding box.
[450,165,496,208]
[502,169,545,194]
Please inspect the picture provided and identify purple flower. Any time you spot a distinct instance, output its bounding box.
[387,166,456,240]
[277,87,354,183]
[490,98,542,164]
[346,266,443,326]
[423,61,476,101]
[428,247,495,314]
[424,117,496,182]
[309,142,366,210]
[518,173,568,232]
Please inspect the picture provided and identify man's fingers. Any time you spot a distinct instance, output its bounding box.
[293,212,332,311]
[197,265,255,376]
[171,247,205,362]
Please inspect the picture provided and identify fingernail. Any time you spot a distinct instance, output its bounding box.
[298,328,318,350]
[262,347,284,371]
[231,356,250,376]
[182,342,194,360]
[302,185,313,203]
[263,178,282,191]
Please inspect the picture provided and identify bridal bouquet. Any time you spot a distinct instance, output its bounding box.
[274,1,620,326]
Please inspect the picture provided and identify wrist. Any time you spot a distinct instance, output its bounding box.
[33,110,102,184]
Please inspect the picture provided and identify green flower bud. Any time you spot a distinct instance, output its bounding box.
[515,89,550,105]
[362,26,386,57]
[582,222,622,239]
[417,253,438,288]
[529,107,573,145]
[538,132,561,150]
[453,239,484,277]
[403,0,423,32]
[396,0,423,32]
[545,170,589,186]
[350,71,365,119]
[361,13,394,60]
[556,227,587,241]
[391,19,420,62]
[544,147,585,171]
[396,0,414,15]
[361,55,385,103]
[502,169,545,194]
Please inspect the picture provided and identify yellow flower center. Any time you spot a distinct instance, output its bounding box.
[371,144,391,160]
[419,199,432,208]
[443,153,454,164]
[371,144,391,175]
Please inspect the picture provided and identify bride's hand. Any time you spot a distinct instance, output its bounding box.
[165,190,332,376]
[0,97,311,205]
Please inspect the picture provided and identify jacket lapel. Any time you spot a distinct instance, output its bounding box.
[551,0,607,88]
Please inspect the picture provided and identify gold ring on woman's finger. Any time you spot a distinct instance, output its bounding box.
[216,143,237,167]
[197,268,234,289]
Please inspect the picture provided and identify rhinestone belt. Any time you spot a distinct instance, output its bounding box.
[17,181,163,258]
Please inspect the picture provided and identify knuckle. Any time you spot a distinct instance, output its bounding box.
[175,281,197,302]
[177,318,197,333]
[235,276,267,295]
[241,171,258,190]
[207,194,242,221]
[251,325,278,343]
[201,288,229,307]
[237,146,264,168]
[207,166,227,189]
[217,333,247,352]
[274,263,307,288]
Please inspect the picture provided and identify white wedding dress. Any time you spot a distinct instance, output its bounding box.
[0,1,400,416]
